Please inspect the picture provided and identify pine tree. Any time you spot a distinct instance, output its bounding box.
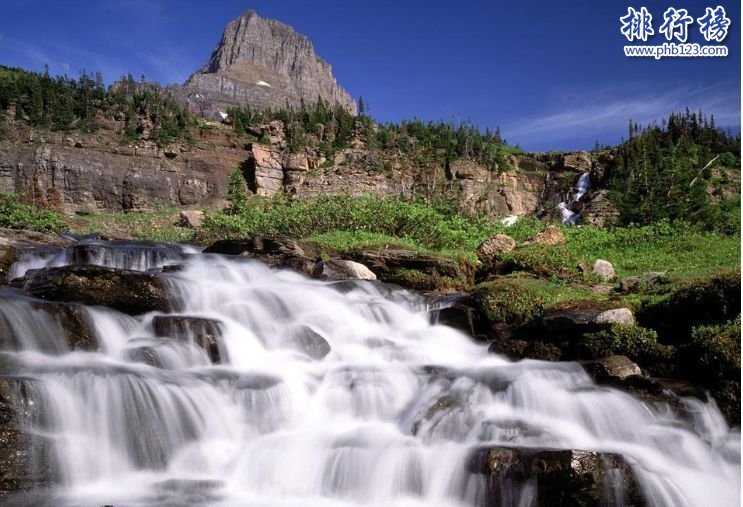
[226,167,248,214]
[494,126,503,144]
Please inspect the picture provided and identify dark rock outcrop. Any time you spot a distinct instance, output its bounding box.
[152,316,225,364]
[468,446,644,506]
[203,236,315,274]
[21,265,171,316]
[0,366,56,497]
[288,325,331,360]
[346,249,473,291]
[637,270,740,343]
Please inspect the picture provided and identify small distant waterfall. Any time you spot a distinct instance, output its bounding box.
[558,172,590,225]
[0,242,739,506]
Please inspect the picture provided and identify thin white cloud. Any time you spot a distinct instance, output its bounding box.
[136,46,195,85]
[0,36,52,67]
[506,84,740,149]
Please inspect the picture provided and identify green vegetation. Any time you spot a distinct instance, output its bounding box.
[69,209,195,243]
[470,276,546,326]
[582,325,672,364]
[202,193,544,257]
[607,110,740,230]
[228,99,520,170]
[226,167,249,214]
[0,66,193,145]
[497,220,739,282]
[685,316,740,382]
[203,192,739,285]
[0,192,66,232]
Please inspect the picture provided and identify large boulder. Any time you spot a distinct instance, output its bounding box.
[476,234,516,264]
[468,446,642,506]
[595,308,635,326]
[312,259,377,281]
[541,306,603,332]
[203,236,314,274]
[21,265,171,316]
[347,249,474,291]
[152,316,225,364]
[525,225,566,246]
[179,210,204,228]
[582,355,642,382]
[592,260,616,281]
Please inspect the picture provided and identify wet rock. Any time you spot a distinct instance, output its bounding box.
[523,341,562,361]
[203,236,312,273]
[126,346,163,368]
[0,374,56,497]
[488,338,528,359]
[179,210,204,228]
[433,303,476,336]
[468,446,643,506]
[592,259,615,281]
[289,325,331,359]
[583,355,642,382]
[595,308,635,327]
[21,265,171,316]
[152,316,224,364]
[709,380,741,427]
[29,301,98,351]
[235,374,282,390]
[0,246,18,286]
[312,259,377,281]
[204,236,304,257]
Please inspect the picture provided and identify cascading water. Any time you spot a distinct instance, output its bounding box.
[558,172,591,225]
[9,239,198,280]
[0,242,739,506]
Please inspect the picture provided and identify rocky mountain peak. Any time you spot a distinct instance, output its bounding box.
[180,10,356,116]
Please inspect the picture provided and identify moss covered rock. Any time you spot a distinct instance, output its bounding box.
[22,265,171,316]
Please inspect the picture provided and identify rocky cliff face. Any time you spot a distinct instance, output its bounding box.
[0,124,246,213]
[1,118,605,222]
[175,10,356,116]
[243,130,601,220]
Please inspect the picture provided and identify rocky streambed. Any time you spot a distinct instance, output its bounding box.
[0,232,739,506]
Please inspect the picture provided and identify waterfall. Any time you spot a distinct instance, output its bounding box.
[9,239,199,280]
[558,172,591,225]
[1,243,739,506]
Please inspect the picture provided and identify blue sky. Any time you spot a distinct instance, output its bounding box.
[0,0,739,150]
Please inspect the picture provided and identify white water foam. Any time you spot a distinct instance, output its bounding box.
[2,248,739,506]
